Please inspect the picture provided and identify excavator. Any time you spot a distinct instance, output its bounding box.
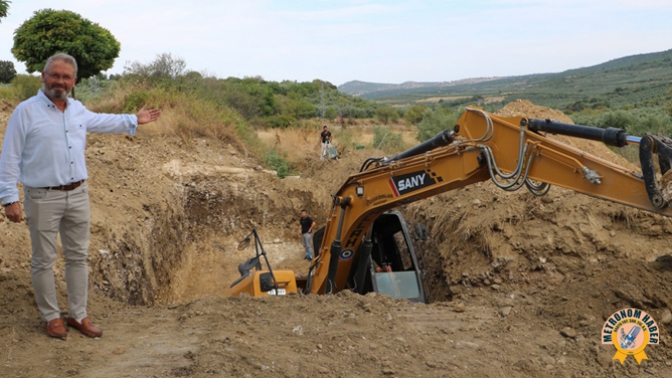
[225,107,672,302]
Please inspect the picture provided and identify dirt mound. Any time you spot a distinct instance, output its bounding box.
[408,100,671,288]
[496,99,574,123]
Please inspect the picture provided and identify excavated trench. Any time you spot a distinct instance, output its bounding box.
[87,172,331,306]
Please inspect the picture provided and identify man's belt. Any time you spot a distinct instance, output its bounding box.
[43,180,85,191]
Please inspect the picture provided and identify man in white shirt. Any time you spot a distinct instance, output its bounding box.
[0,53,161,339]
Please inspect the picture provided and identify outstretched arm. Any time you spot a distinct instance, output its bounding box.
[136,104,161,125]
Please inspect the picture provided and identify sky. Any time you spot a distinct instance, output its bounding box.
[1,0,671,86]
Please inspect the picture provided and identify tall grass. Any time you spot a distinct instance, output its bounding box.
[259,127,319,164]
[0,84,13,101]
[1,75,42,101]
[84,81,260,155]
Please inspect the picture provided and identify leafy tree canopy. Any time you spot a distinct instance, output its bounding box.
[0,1,10,22]
[375,104,399,124]
[12,9,120,80]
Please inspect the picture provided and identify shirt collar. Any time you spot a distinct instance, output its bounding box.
[37,89,72,109]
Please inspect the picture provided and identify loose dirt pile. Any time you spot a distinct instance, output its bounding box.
[1,100,672,377]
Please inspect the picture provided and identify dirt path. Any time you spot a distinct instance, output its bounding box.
[4,290,672,377]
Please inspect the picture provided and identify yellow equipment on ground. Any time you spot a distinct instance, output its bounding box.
[223,228,298,297]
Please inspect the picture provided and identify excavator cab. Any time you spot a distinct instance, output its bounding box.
[359,211,429,302]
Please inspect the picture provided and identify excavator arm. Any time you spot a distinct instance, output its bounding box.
[304,108,672,295]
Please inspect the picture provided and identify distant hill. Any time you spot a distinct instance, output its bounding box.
[338,78,501,97]
[338,49,672,112]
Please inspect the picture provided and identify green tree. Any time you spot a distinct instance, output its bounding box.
[124,53,186,81]
[0,1,10,22]
[416,108,459,142]
[324,106,337,122]
[375,105,399,124]
[12,9,120,80]
[0,60,17,83]
[404,104,427,125]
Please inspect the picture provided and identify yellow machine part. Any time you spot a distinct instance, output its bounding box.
[224,270,298,297]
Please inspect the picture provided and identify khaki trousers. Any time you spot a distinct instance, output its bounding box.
[23,182,90,322]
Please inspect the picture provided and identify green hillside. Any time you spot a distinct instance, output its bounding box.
[339,49,672,114]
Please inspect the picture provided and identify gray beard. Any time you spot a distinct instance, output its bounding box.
[47,87,70,100]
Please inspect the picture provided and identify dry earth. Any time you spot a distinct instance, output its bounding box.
[1,100,672,378]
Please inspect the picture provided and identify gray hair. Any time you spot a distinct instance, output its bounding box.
[44,53,78,76]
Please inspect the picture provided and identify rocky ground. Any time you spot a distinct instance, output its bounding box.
[1,100,672,378]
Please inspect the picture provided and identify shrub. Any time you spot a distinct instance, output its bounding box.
[416,108,459,142]
[597,110,636,130]
[263,150,292,178]
[630,113,672,136]
[404,104,427,125]
[266,114,296,128]
[572,109,671,137]
[123,91,150,113]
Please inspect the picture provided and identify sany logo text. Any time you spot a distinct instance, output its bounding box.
[389,171,437,196]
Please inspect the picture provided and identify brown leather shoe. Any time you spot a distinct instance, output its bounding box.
[46,318,67,339]
[67,317,103,338]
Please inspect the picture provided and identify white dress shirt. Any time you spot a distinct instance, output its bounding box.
[0,90,138,204]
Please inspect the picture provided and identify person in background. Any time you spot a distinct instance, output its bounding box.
[320,125,332,160]
[299,209,316,260]
[0,53,161,339]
